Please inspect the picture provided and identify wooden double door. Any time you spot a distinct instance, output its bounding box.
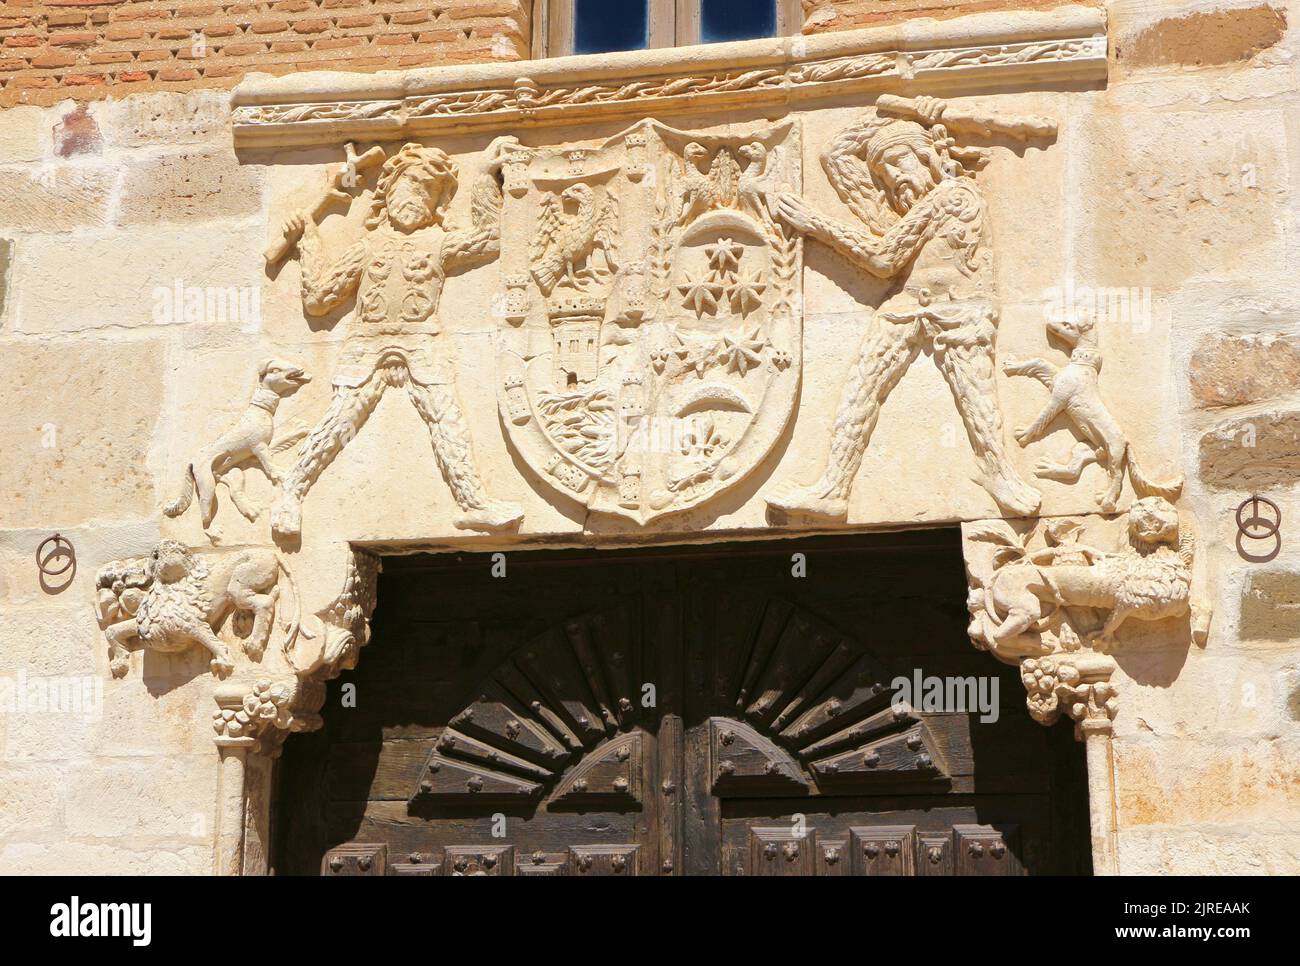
[276,532,1090,875]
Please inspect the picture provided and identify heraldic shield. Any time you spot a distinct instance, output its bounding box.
[495,118,803,524]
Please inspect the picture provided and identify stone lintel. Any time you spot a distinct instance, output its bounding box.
[231,5,1107,147]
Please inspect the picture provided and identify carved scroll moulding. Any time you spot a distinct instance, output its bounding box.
[494,119,803,525]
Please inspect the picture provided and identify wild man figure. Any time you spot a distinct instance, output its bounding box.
[766,95,1044,520]
[270,137,528,539]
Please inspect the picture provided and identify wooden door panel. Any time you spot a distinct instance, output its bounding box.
[917,831,955,876]
[444,845,514,876]
[569,844,641,876]
[954,824,1024,876]
[850,826,917,876]
[280,536,1088,876]
[748,827,818,876]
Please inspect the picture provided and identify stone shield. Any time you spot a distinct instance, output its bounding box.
[495,118,803,524]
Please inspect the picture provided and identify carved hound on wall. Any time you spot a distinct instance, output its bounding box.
[163,359,311,537]
[1003,314,1181,512]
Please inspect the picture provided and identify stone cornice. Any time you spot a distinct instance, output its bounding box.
[231,5,1106,147]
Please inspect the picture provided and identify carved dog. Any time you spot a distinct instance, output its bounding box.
[1003,315,1181,512]
[164,359,310,533]
[96,541,301,678]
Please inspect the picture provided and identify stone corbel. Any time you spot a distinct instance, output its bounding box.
[231,6,1107,147]
[961,500,1212,875]
[192,545,379,875]
[206,545,380,875]
[1021,652,1120,874]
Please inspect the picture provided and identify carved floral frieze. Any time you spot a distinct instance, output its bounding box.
[230,8,1108,146]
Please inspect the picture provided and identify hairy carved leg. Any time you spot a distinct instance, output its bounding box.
[271,376,387,539]
[933,313,1042,517]
[766,316,922,520]
[407,381,523,530]
[1092,606,1132,650]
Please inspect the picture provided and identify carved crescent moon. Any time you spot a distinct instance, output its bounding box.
[674,384,753,417]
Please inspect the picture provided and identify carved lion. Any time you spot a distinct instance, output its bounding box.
[96,541,299,679]
[968,497,1197,657]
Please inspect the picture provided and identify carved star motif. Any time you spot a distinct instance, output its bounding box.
[705,238,744,278]
[726,269,767,316]
[714,327,768,376]
[677,271,724,317]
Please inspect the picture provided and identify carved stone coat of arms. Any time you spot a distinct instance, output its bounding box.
[495,119,802,524]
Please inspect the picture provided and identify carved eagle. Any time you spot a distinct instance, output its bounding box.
[531,183,620,295]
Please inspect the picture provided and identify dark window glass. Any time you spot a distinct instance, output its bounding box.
[701,0,776,43]
[573,0,649,54]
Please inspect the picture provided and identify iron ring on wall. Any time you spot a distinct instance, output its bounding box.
[36,533,76,578]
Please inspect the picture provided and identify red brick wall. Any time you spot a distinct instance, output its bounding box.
[0,0,1087,106]
[0,0,531,106]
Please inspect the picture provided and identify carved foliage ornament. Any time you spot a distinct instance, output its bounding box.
[230,33,1107,145]
[496,119,802,524]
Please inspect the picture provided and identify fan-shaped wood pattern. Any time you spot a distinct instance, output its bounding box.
[409,598,945,807]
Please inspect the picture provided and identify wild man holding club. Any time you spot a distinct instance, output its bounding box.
[767,95,1046,521]
[268,137,528,539]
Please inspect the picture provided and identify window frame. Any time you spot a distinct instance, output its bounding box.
[534,0,802,59]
